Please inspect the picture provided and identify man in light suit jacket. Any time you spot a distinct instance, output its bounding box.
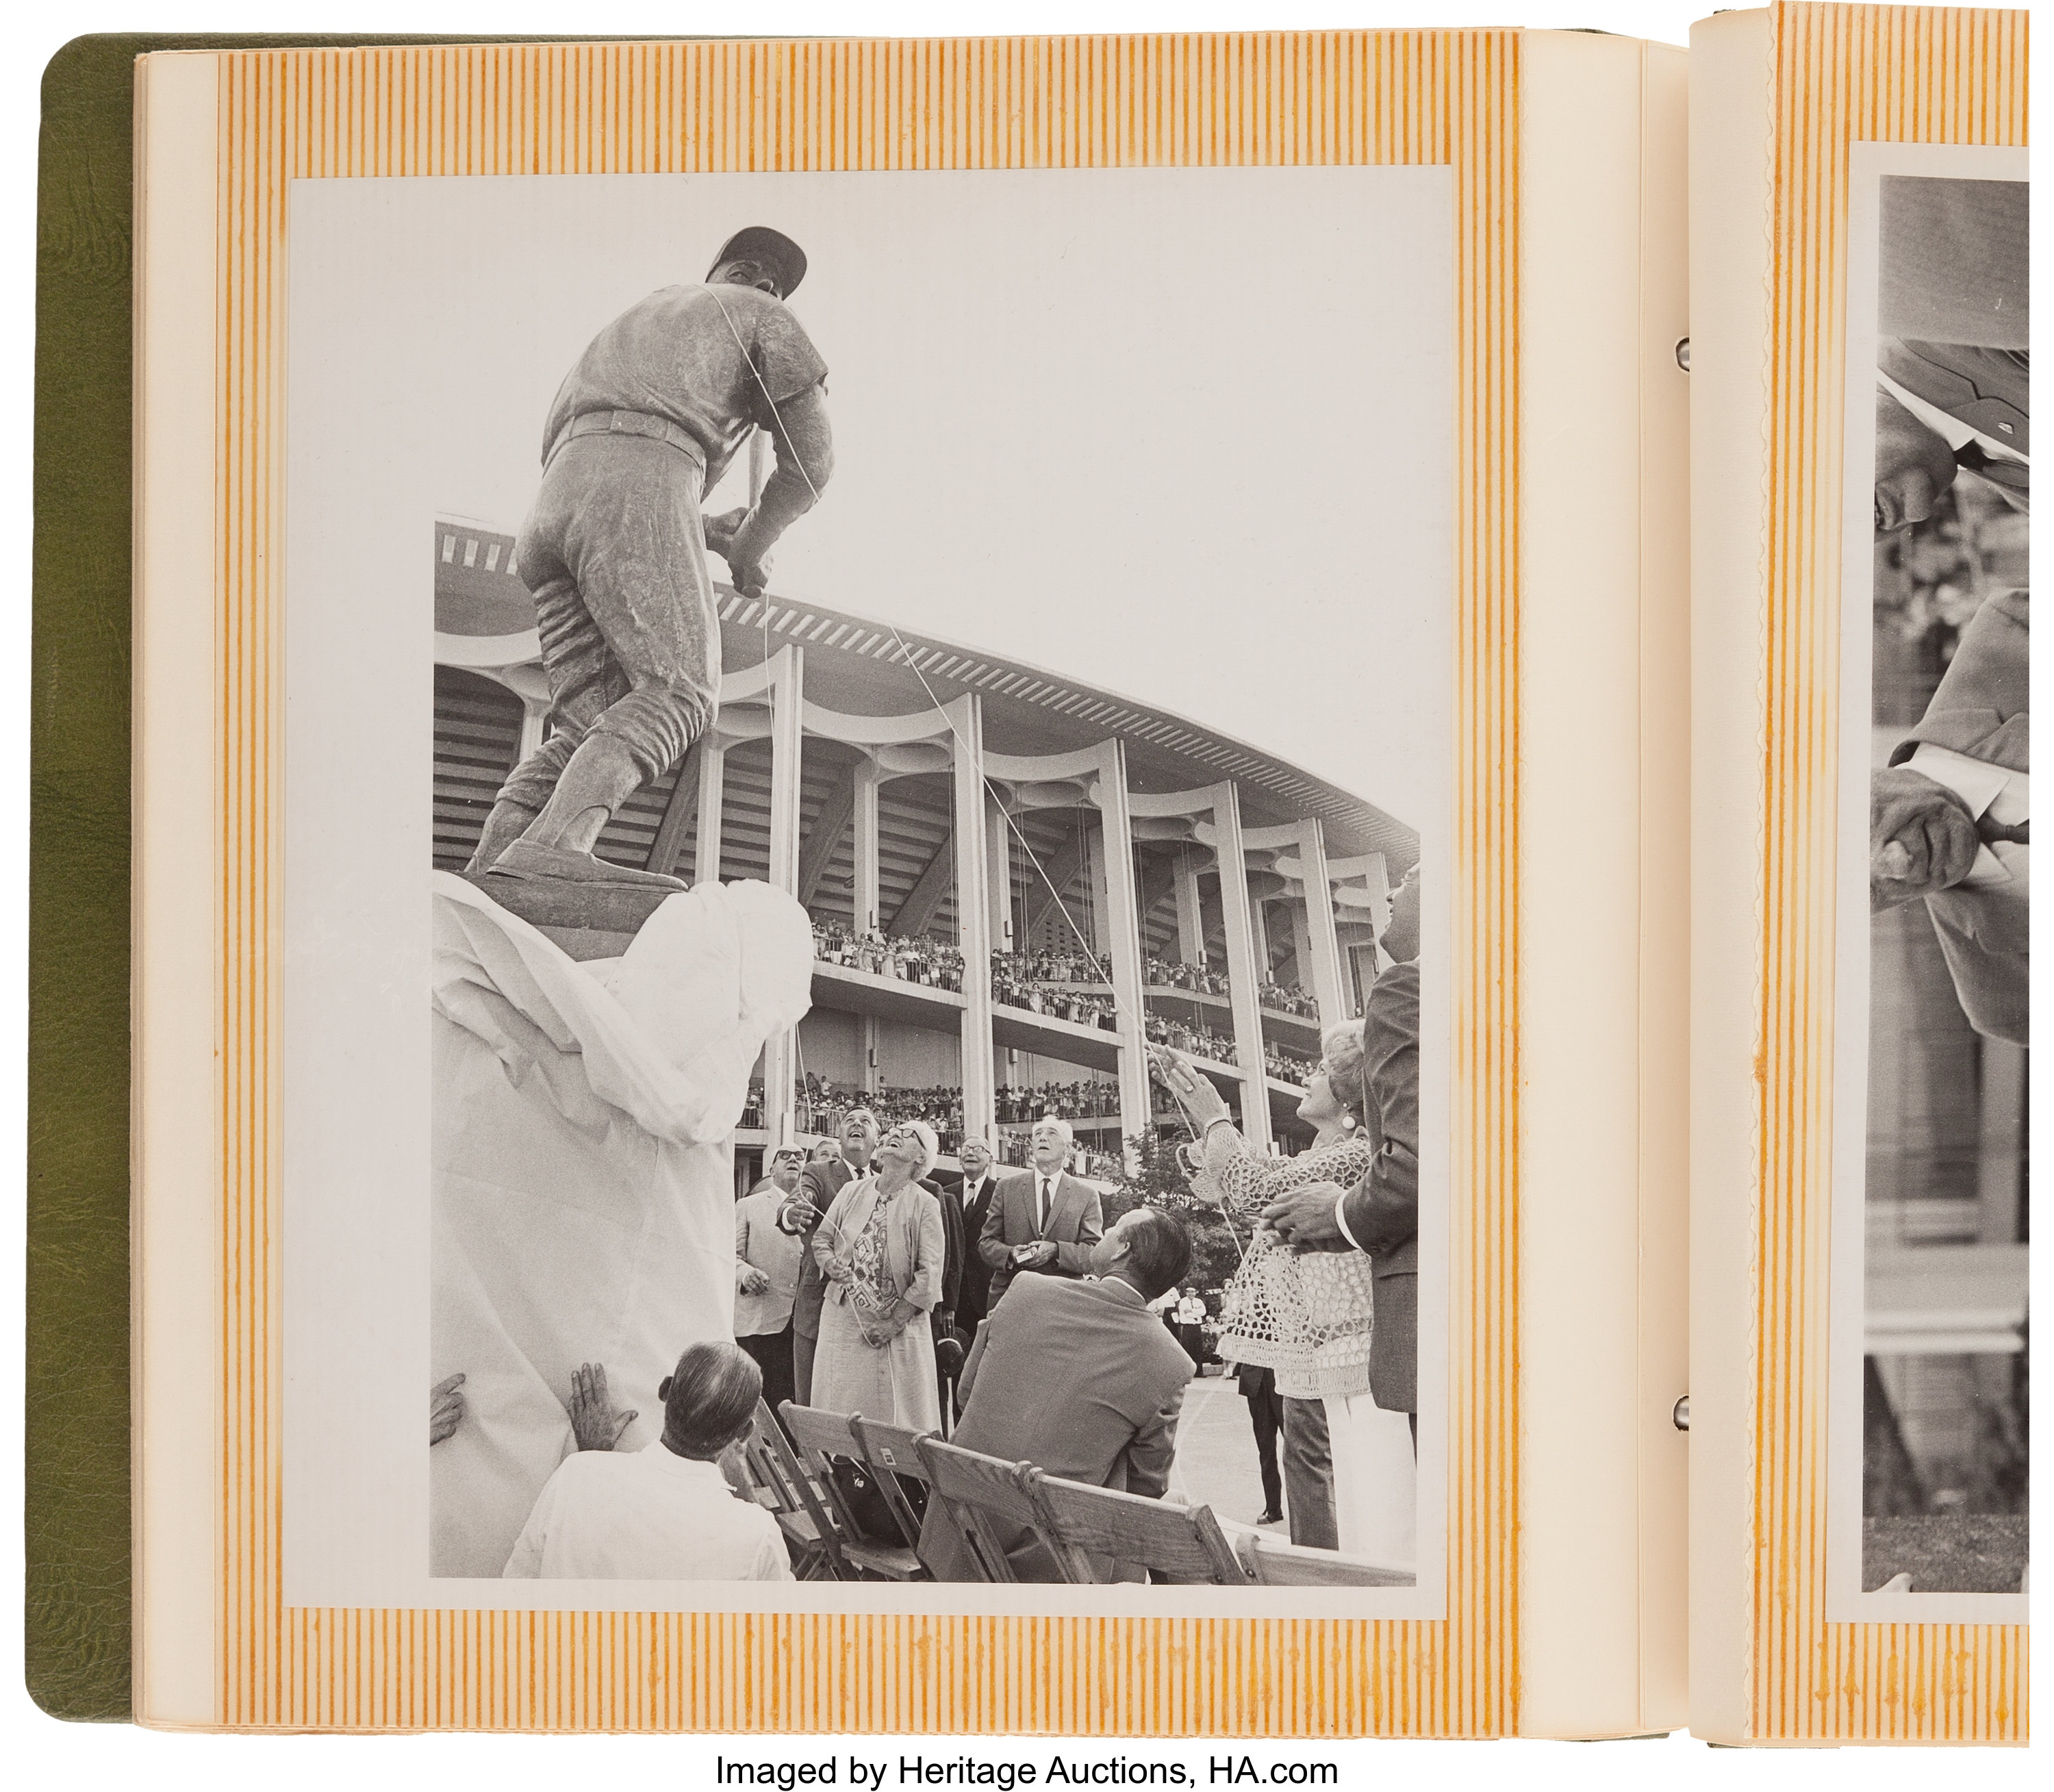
[976,1117,1104,1309]
[1869,588,2029,1045]
[919,1207,1195,1582]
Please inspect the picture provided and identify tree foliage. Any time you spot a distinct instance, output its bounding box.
[1100,1129,1250,1313]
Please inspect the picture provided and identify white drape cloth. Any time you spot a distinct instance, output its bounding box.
[429,872,813,1579]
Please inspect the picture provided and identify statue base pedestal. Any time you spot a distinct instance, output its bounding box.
[456,869,676,961]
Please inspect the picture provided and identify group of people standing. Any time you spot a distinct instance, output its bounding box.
[731,1111,1113,1442]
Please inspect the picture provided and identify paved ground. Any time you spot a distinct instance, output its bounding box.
[1163,1372,1284,1529]
[1864,1514,2029,1593]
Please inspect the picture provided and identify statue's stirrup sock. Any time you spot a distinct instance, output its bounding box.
[487,839,687,891]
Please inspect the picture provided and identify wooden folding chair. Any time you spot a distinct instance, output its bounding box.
[735,1398,846,1580]
[845,1415,934,1554]
[778,1402,927,1580]
[913,1437,1075,1583]
[1029,1472,1249,1585]
[1234,1529,1415,1587]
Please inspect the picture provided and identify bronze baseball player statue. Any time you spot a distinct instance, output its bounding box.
[468,225,833,891]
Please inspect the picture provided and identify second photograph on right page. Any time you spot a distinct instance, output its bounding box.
[1833,144,2029,1620]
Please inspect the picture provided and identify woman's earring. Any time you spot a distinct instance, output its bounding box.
[1342,1113,1359,1131]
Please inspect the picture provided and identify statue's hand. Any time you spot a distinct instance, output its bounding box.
[726,549,773,601]
[703,507,748,558]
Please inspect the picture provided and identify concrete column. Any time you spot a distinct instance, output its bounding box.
[1173,851,1205,968]
[949,695,996,1144]
[1093,741,1152,1166]
[1288,902,1315,993]
[1295,818,1349,1027]
[853,759,882,934]
[761,644,807,1146]
[1209,783,1271,1153]
[517,700,547,764]
[986,795,1014,953]
[1086,822,1115,959]
[694,740,726,886]
[765,646,805,892]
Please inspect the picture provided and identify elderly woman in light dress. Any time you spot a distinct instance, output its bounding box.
[807,1118,948,1430]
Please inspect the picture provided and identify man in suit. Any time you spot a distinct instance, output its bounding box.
[918,1207,1195,1582]
[783,1107,876,1404]
[1234,1362,1286,1527]
[933,1135,1001,1417]
[977,1118,1104,1309]
[733,1146,808,1418]
[922,1163,963,1367]
[1873,175,2028,533]
[950,1136,1003,1333]
[1868,588,2028,1045]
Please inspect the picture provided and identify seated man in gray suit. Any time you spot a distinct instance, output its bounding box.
[976,1117,1104,1308]
[920,1207,1195,1582]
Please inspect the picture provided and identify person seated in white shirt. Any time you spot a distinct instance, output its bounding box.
[503,1342,791,1580]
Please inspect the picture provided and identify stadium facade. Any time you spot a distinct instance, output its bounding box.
[434,515,1419,1185]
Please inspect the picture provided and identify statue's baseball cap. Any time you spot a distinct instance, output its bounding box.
[707,226,807,297]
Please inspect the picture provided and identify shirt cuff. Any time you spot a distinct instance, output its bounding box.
[1909,742,2010,821]
[1334,1185,1366,1253]
[1907,744,2017,887]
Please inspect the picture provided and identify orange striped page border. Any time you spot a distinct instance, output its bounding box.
[215,34,1521,1732]
[1752,0,2027,1743]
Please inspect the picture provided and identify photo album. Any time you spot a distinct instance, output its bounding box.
[25,3,2027,1745]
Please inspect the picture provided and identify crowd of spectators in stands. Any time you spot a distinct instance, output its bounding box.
[811,920,965,992]
[1143,954,1230,996]
[1257,979,1321,1020]
[995,1079,1119,1124]
[993,946,1103,985]
[1143,1012,1239,1065]
[1263,1043,1318,1085]
[811,926,1323,1037]
[990,953,1120,1029]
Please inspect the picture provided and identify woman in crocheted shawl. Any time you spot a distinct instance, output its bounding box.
[1153,1028,1415,1565]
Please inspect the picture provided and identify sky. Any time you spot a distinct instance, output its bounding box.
[295,163,1451,831]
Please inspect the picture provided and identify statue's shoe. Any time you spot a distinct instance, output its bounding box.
[485,840,687,892]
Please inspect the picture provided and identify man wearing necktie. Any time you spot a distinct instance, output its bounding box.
[977,1118,1104,1310]
[950,1137,1003,1336]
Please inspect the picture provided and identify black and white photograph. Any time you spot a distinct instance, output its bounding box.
[1841,158,2028,1606]
[280,167,1453,1613]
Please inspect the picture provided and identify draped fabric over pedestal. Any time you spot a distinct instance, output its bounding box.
[427,872,813,1578]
